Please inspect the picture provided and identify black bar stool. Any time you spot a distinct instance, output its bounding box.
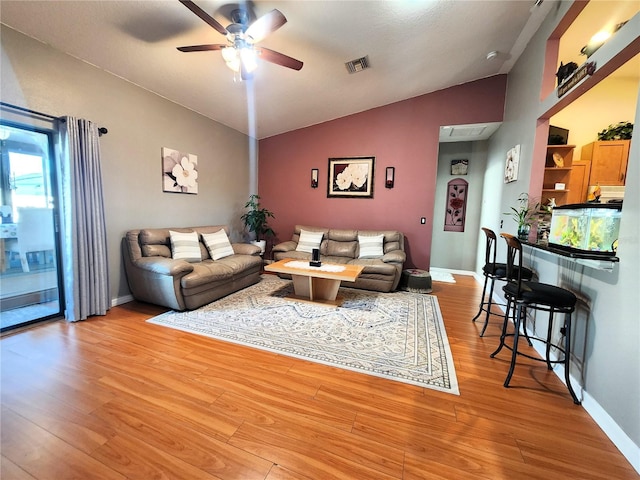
[490,233,580,405]
[472,227,532,337]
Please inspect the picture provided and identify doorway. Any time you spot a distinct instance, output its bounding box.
[0,123,63,332]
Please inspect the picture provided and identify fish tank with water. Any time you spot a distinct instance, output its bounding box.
[549,203,622,256]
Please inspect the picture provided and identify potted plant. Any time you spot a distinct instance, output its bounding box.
[504,193,540,241]
[597,121,633,141]
[240,194,275,253]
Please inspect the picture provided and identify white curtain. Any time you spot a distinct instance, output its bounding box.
[60,117,110,321]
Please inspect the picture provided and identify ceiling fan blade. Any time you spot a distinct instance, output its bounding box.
[177,44,226,52]
[179,0,227,36]
[257,47,303,71]
[245,9,287,43]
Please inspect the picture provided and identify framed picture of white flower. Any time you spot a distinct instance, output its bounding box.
[327,157,375,198]
[162,147,198,194]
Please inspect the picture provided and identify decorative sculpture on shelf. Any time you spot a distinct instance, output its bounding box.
[556,61,578,86]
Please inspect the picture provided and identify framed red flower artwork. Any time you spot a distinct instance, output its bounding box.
[444,178,468,232]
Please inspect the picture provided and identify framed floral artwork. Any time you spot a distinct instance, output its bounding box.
[504,144,520,183]
[327,156,375,198]
[162,147,198,194]
[444,178,468,232]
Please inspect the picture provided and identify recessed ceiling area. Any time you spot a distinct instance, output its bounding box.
[438,122,502,143]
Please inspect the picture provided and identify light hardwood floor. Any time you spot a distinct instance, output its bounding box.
[1,275,637,479]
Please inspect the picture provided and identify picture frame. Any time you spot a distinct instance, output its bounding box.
[327,156,375,198]
[450,159,468,175]
[162,147,198,194]
[504,144,520,183]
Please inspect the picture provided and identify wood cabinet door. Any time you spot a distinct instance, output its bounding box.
[584,141,630,186]
[567,160,591,204]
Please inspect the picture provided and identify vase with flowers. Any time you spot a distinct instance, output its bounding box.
[504,193,540,241]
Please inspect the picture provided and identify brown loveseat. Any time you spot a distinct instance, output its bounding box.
[271,225,406,292]
[122,226,262,311]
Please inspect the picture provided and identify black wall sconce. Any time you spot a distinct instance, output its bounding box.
[385,167,395,188]
[311,168,319,188]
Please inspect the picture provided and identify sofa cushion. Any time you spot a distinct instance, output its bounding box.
[202,229,234,260]
[358,233,385,258]
[169,230,202,263]
[296,229,324,253]
[326,239,357,258]
[142,244,171,258]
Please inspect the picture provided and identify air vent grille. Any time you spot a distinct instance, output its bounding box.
[345,56,370,74]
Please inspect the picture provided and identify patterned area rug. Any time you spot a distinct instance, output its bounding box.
[147,275,459,395]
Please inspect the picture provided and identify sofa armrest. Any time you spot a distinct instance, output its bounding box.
[381,250,406,264]
[272,240,297,253]
[232,243,262,256]
[123,235,194,310]
[133,256,195,276]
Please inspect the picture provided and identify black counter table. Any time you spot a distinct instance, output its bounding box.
[522,241,619,272]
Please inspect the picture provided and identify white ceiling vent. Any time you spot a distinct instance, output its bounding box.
[448,125,487,137]
[345,56,370,74]
[439,122,502,143]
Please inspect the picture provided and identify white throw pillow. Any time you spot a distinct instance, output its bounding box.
[169,230,201,263]
[358,234,385,258]
[296,229,324,253]
[202,229,235,260]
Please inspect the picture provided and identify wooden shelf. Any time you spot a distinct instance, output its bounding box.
[541,144,575,206]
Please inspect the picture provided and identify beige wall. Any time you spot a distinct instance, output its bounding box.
[1,26,255,301]
[551,75,638,155]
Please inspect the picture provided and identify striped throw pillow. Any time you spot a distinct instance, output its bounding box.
[358,234,385,258]
[169,230,201,262]
[202,229,235,260]
[296,229,324,253]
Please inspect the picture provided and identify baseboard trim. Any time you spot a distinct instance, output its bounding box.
[430,267,475,277]
[472,272,640,475]
[111,295,133,307]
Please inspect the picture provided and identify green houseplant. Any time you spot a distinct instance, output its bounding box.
[504,193,540,241]
[240,194,275,252]
[597,121,633,141]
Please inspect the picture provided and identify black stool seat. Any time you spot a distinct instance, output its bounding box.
[491,233,580,405]
[473,228,534,337]
[503,281,577,307]
[483,262,507,276]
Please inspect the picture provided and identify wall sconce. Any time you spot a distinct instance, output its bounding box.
[311,168,319,188]
[385,167,395,188]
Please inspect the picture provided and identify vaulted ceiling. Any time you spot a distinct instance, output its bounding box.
[0,0,606,140]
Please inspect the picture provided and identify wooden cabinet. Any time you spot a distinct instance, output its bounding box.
[541,145,575,206]
[581,140,630,186]
[566,160,591,204]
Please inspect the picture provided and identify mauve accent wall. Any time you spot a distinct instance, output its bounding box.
[258,76,507,269]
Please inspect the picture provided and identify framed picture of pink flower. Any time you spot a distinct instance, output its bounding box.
[162,147,198,194]
[444,178,468,232]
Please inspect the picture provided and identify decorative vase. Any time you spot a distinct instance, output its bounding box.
[517,224,530,241]
[251,239,266,254]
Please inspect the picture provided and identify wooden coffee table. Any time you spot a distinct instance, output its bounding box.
[264,258,364,306]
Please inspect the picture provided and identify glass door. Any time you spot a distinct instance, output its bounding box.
[0,123,63,332]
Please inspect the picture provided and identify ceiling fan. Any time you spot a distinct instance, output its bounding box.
[177,0,303,80]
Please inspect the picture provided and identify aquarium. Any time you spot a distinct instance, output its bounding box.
[549,203,621,256]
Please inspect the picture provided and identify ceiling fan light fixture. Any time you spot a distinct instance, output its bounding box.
[240,47,258,73]
[222,46,241,72]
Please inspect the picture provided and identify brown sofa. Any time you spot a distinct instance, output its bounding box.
[271,225,406,292]
[122,226,262,311]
